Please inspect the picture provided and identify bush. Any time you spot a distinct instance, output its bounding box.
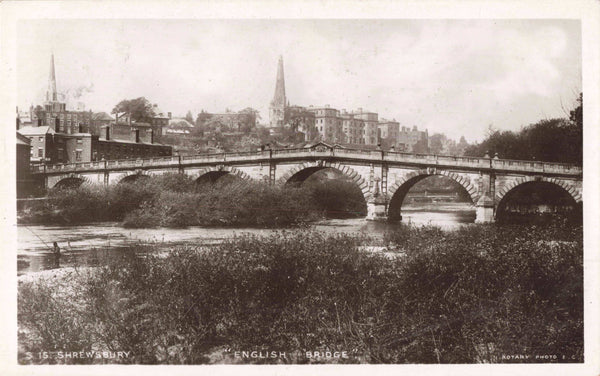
[19,174,363,228]
[18,224,583,364]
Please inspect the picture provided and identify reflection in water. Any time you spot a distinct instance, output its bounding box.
[18,203,476,275]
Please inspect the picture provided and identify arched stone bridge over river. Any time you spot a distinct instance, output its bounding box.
[31,144,582,223]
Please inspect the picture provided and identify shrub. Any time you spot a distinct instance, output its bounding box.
[18,175,358,228]
[18,225,583,364]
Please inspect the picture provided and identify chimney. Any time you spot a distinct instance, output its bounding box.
[168,112,172,119]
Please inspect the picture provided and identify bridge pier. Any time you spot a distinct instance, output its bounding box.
[366,177,388,221]
[475,192,495,223]
[366,199,388,221]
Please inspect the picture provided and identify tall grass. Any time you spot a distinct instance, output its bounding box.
[18,224,583,364]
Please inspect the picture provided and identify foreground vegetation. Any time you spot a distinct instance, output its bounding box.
[18,223,583,364]
[18,173,367,228]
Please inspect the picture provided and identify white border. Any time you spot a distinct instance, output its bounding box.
[1,1,599,375]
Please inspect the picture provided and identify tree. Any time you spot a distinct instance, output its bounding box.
[33,105,44,125]
[195,110,212,128]
[429,133,447,155]
[412,138,430,154]
[112,97,156,123]
[237,108,260,133]
[569,92,582,129]
[463,95,582,165]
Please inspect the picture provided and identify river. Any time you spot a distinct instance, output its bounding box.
[17,202,476,275]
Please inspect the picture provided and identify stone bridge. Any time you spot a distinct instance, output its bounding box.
[31,144,583,223]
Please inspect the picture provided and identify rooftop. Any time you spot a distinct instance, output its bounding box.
[17,126,55,136]
[92,112,114,121]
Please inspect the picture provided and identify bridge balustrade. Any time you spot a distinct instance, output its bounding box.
[30,147,582,177]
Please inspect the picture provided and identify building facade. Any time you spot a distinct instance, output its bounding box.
[17,133,32,198]
[398,125,429,153]
[339,110,365,145]
[308,105,344,143]
[17,126,56,164]
[353,108,379,145]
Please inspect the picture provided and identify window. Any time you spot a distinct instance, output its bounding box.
[76,138,83,144]
[38,148,43,158]
[39,136,43,142]
[75,149,82,161]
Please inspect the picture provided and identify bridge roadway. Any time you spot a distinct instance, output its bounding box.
[31,144,582,223]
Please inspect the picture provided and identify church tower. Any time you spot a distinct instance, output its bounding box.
[269,56,286,127]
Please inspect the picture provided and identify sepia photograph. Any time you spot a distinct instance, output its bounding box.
[2,0,599,374]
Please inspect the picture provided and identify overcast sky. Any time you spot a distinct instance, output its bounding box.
[17,19,580,142]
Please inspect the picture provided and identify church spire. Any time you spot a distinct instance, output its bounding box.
[271,55,286,107]
[269,55,287,127]
[47,53,57,102]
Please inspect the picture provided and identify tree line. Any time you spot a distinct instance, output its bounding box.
[463,94,582,165]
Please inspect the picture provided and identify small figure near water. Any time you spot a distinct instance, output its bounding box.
[52,241,61,269]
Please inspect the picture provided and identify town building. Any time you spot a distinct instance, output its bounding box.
[90,112,114,135]
[17,133,32,198]
[307,105,344,143]
[17,126,56,164]
[339,110,365,145]
[378,119,400,149]
[16,107,35,129]
[149,105,171,130]
[93,129,172,161]
[18,54,173,164]
[398,125,429,153]
[353,108,379,145]
[165,117,194,136]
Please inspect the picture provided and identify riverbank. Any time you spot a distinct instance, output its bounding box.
[18,223,583,364]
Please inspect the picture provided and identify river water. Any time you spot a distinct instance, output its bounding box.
[17,203,476,275]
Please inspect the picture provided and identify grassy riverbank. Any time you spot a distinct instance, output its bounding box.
[18,223,583,364]
[18,174,367,228]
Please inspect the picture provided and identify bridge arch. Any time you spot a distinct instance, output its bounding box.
[496,176,582,205]
[278,161,370,199]
[193,166,252,184]
[387,169,478,219]
[117,171,152,185]
[495,177,581,222]
[51,174,90,190]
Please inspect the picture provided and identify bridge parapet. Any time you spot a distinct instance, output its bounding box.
[30,147,582,177]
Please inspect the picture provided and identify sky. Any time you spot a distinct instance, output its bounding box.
[17,19,581,142]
